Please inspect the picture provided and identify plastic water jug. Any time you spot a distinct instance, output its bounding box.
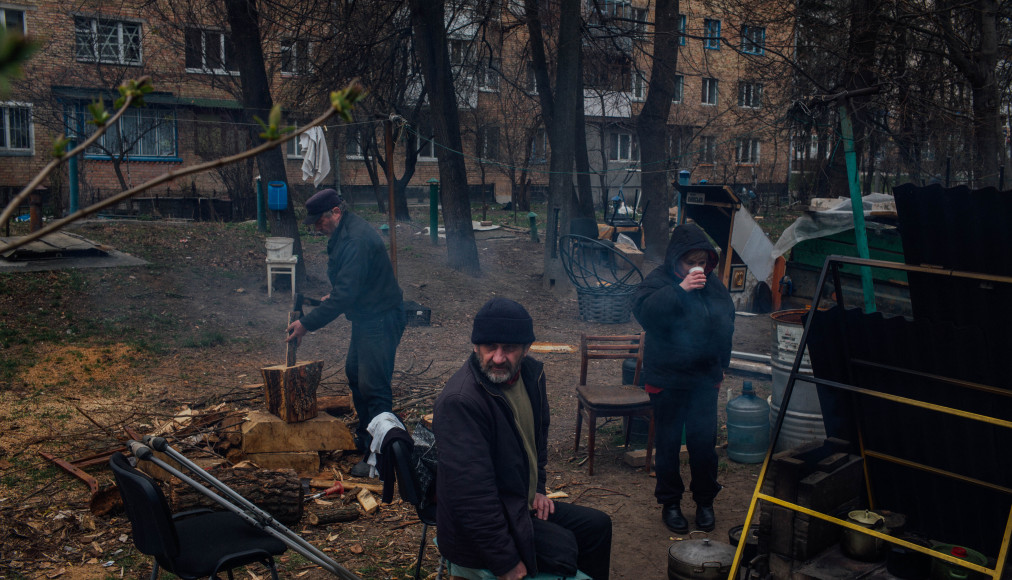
[726,381,770,463]
[267,181,287,210]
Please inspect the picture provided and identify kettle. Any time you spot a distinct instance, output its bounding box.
[841,510,888,562]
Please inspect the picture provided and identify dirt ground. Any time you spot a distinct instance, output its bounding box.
[0,215,776,579]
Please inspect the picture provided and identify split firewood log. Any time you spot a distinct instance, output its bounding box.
[168,463,303,525]
[308,506,360,526]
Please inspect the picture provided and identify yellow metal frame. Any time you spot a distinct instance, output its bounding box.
[728,255,1012,580]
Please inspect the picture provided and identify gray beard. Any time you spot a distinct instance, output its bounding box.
[480,357,522,384]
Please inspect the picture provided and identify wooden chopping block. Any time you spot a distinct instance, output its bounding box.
[261,360,324,422]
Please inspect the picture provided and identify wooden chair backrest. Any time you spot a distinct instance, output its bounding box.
[579,332,645,386]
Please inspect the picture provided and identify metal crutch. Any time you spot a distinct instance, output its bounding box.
[127,437,360,580]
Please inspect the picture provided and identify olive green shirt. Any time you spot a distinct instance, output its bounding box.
[501,375,538,508]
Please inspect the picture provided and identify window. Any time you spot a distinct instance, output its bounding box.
[678,14,686,45]
[281,39,312,76]
[526,62,539,94]
[736,138,760,164]
[698,135,716,163]
[584,56,631,92]
[2,8,26,34]
[285,123,302,158]
[703,19,721,49]
[667,127,682,162]
[671,75,684,103]
[632,73,646,101]
[702,77,718,105]
[632,7,647,34]
[185,28,238,74]
[346,130,365,159]
[79,106,176,158]
[529,127,547,163]
[477,126,499,160]
[0,103,32,153]
[75,17,142,65]
[608,132,638,161]
[478,58,500,91]
[449,39,469,65]
[738,82,762,108]
[416,120,436,160]
[742,25,765,55]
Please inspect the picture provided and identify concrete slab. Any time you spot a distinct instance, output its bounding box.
[0,231,147,272]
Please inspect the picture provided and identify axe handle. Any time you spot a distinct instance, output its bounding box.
[286,310,300,366]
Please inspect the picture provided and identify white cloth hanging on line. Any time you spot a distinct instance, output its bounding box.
[299,126,331,187]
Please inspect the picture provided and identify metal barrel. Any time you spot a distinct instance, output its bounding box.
[769,309,826,451]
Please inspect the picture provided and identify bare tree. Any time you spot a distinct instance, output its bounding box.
[409,0,480,274]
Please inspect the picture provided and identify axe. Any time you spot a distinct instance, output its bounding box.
[286,293,304,367]
[286,294,323,366]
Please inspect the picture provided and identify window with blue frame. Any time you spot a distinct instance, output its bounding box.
[703,19,721,49]
[742,25,765,54]
[678,14,686,45]
[71,105,177,159]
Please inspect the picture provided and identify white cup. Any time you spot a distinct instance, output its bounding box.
[689,266,704,275]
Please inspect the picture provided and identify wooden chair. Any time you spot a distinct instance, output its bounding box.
[573,333,654,476]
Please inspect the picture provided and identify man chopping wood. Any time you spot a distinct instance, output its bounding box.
[286,189,405,478]
[434,298,612,579]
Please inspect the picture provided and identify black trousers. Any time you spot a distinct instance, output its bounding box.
[532,502,612,580]
[649,385,721,506]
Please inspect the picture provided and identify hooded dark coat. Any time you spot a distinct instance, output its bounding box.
[632,223,735,389]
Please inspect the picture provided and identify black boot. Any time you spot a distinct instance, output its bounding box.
[662,503,689,534]
[695,505,715,532]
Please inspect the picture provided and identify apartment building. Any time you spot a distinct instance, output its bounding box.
[0,0,792,217]
[581,0,794,210]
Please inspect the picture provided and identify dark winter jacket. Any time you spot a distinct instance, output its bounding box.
[433,354,549,577]
[632,223,735,389]
[299,211,403,330]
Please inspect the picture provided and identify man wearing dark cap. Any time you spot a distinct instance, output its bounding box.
[434,297,612,580]
[286,189,405,478]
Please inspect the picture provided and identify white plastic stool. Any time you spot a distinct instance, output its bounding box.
[266,255,298,298]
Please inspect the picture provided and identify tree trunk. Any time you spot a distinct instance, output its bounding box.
[409,0,480,274]
[530,0,582,290]
[224,0,306,287]
[574,51,595,220]
[636,0,679,263]
[168,464,304,526]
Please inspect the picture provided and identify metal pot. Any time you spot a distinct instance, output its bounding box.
[667,533,737,580]
[841,509,887,562]
[930,544,988,580]
[728,524,760,565]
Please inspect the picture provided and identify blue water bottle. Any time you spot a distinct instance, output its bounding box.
[726,381,771,463]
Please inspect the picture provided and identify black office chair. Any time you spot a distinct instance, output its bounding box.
[109,452,287,580]
[389,437,438,580]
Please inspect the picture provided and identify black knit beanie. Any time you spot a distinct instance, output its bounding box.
[471,297,536,345]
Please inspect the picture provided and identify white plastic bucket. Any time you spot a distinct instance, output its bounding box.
[265,237,293,259]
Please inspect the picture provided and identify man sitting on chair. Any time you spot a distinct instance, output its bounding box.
[434,298,613,580]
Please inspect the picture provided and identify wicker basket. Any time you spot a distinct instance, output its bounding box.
[576,285,637,324]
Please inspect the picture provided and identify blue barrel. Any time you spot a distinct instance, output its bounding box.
[267,181,287,210]
[678,170,691,186]
[726,381,770,463]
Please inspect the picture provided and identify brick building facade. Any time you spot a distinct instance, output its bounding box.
[1,0,792,218]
